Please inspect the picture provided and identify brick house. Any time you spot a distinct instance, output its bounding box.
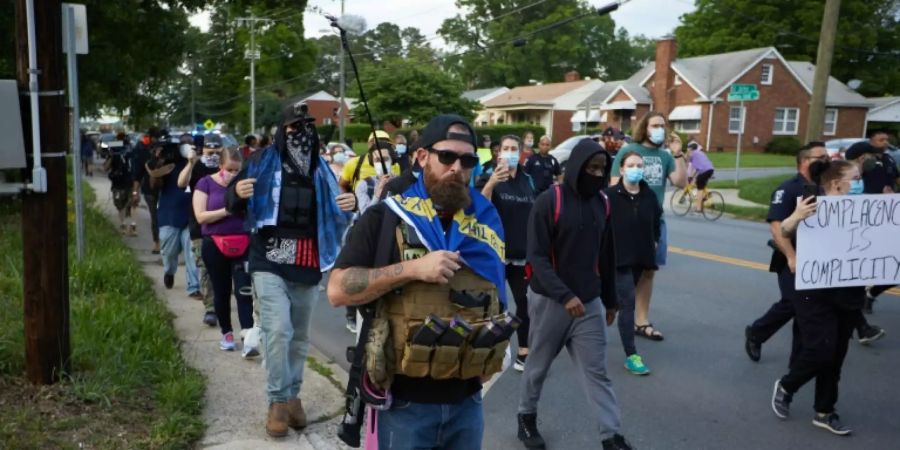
[577,38,871,152]
[289,90,352,127]
[481,72,604,142]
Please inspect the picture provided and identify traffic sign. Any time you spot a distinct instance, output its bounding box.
[203,119,216,130]
[728,83,759,102]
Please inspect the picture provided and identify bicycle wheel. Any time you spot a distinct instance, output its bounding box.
[701,190,725,221]
[670,189,693,216]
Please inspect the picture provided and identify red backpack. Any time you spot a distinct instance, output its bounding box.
[524,184,610,278]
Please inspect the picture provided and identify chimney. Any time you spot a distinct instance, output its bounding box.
[653,36,677,114]
[564,70,581,82]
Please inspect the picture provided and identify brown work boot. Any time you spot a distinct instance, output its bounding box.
[287,398,307,429]
[266,402,290,437]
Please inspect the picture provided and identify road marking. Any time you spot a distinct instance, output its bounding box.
[668,246,900,297]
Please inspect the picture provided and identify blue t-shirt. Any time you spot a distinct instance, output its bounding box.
[157,160,191,229]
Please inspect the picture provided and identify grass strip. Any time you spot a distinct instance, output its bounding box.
[706,152,795,169]
[0,182,205,449]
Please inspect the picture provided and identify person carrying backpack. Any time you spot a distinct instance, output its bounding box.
[105,132,136,235]
[517,138,633,450]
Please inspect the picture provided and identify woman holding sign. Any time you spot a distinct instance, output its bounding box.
[770,160,864,436]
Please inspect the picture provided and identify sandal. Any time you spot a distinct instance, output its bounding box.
[635,323,664,341]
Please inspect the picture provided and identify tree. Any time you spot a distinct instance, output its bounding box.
[438,0,651,88]
[0,0,210,126]
[675,0,900,97]
[353,57,478,128]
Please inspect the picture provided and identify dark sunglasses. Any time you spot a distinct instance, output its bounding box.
[428,148,479,169]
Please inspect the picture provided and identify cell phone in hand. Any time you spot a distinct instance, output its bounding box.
[801,184,818,202]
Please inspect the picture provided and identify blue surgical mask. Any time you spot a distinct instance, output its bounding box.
[395,144,407,155]
[333,152,348,164]
[649,127,666,145]
[848,179,864,195]
[500,151,519,167]
[624,167,644,184]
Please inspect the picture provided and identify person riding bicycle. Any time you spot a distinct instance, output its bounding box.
[686,142,714,211]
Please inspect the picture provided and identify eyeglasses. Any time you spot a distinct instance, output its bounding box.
[428,148,480,169]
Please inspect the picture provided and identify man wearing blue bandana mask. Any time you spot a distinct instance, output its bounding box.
[225,101,357,438]
[611,112,687,342]
[329,114,509,449]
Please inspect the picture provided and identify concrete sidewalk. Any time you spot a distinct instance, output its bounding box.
[662,187,766,211]
[85,174,352,450]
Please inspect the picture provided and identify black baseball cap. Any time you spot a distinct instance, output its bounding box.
[281,100,310,126]
[415,114,477,151]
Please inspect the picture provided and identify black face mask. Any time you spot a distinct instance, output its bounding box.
[577,173,604,197]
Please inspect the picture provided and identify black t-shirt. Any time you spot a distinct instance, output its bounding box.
[108,152,133,189]
[766,173,810,273]
[489,170,535,260]
[334,203,482,404]
[524,153,561,194]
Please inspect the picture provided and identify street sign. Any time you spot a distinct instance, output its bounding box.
[203,119,215,130]
[61,3,88,54]
[728,83,759,102]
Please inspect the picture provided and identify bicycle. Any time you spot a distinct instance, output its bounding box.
[670,182,725,220]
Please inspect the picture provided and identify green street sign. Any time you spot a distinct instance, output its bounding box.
[728,91,760,102]
[728,83,759,101]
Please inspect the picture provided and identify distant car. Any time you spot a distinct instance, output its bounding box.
[548,134,591,167]
[824,138,865,160]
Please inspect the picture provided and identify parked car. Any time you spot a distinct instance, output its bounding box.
[548,134,591,167]
[824,137,865,160]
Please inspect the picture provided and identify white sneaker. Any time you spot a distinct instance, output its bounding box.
[241,327,260,358]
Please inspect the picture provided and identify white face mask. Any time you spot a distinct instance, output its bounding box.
[525,139,534,147]
[374,159,392,176]
[180,144,193,159]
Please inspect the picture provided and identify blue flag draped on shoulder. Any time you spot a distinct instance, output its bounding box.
[384,176,507,306]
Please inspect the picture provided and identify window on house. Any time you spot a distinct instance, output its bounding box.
[674,120,701,133]
[674,75,682,85]
[773,107,800,135]
[728,106,744,134]
[323,117,333,125]
[761,64,773,85]
[824,108,838,135]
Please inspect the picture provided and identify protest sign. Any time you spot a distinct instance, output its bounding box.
[795,194,900,290]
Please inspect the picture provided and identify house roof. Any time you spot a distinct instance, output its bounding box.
[300,90,338,102]
[867,96,900,122]
[483,80,596,108]
[784,61,870,107]
[672,47,772,99]
[577,80,651,108]
[462,87,509,103]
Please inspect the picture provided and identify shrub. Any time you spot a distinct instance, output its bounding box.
[765,136,803,155]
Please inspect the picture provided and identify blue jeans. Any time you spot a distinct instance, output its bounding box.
[655,220,668,267]
[252,271,317,404]
[159,225,199,293]
[377,392,484,450]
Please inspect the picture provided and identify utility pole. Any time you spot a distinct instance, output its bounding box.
[190,59,196,127]
[338,0,346,143]
[235,15,271,134]
[16,0,71,385]
[805,0,841,142]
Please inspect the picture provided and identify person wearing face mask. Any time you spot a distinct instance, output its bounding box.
[226,101,356,437]
[149,132,201,300]
[522,131,536,164]
[611,112,687,342]
[193,148,256,355]
[604,151,662,376]
[393,133,411,172]
[481,135,536,372]
[771,160,867,436]
[178,134,225,325]
[340,131,400,192]
[518,138,632,450]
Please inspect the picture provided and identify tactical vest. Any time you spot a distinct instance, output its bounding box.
[365,222,509,392]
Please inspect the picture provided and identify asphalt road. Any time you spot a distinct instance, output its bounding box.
[310,213,900,449]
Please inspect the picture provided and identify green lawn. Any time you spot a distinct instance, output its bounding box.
[0,182,205,449]
[709,174,788,205]
[706,152,795,169]
[723,204,771,222]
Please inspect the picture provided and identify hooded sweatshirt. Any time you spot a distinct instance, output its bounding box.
[527,138,617,310]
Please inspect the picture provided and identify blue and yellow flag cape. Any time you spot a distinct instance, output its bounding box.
[384,176,507,306]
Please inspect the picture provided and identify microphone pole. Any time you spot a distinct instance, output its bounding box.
[327,15,389,176]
